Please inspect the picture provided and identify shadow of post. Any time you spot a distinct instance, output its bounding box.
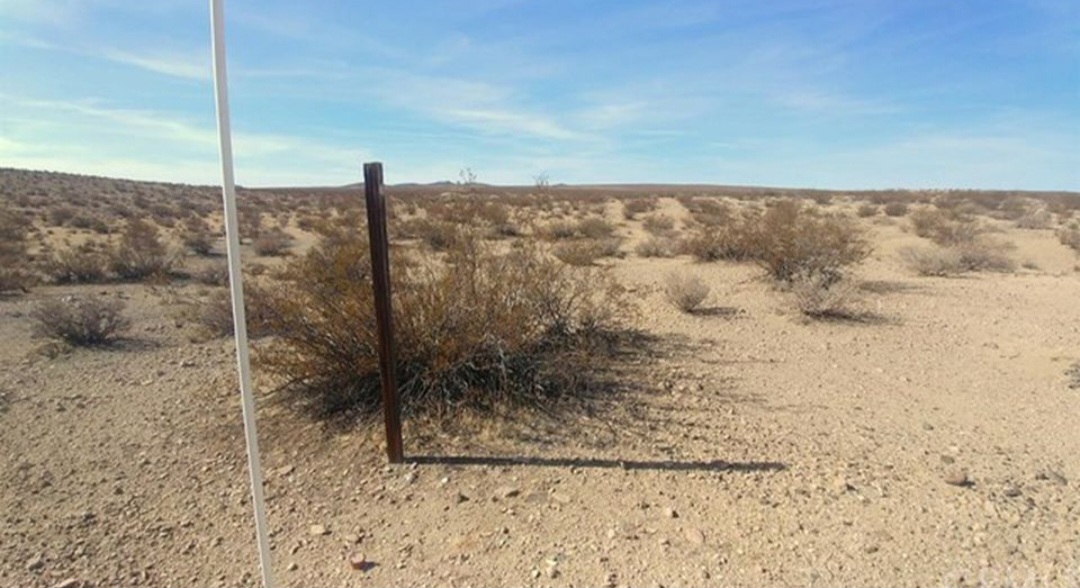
[408,454,786,473]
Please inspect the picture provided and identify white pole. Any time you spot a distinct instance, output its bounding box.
[208,1,274,587]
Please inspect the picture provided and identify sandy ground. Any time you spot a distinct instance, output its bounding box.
[2,196,1079,588]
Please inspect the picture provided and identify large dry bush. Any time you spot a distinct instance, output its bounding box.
[623,198,656,220]
[883,202,909,217]
[109,219,178,280]
[0,205,35,293]
[31,296,130,346]
[745,200,870,283]
[256,230,629,418]
[635,237,677,258]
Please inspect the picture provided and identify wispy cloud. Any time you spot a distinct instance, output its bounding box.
[98,48,208,81]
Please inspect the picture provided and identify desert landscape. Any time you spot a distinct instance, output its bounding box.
[1,167,1079,588]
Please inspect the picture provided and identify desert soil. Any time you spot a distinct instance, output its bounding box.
[2,195,1079,588]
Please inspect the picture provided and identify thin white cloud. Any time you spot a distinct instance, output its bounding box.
[99,48,208,81]
[441,108,585,141]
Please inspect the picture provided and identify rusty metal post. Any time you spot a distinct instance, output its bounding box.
[363,162,404,464]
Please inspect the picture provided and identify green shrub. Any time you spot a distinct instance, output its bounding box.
[256,230,627,418]
[30,296,130,346]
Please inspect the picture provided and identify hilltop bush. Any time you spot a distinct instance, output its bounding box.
[256,230,629,418]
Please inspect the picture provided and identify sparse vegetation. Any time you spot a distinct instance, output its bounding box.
[883,201,909,217]
[663,272,710,313]
[30,296,131,346]
[789,273,861,319]
[109,219,178,280]
[256,229,628,418]
[0,205,35,293]
[43,243,109,284]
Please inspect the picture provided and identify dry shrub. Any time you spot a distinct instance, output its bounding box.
[188,283,277,338]
[856,204,879,218]
[623,198,656,220]
[642,214,677,236]
[883,202,909,217]
[681,221,757,262]
[552,239,620,266]
[30,296,130,346]
[542,220,578,241]
[1059,226,1080,253]
[256,230,628,418]
[790,273,861,319]
[745,200,870,283]
[910,207,982,246]
[635,237,676,258]
[1015,209,1053,230]
[577,217,617,240]
[414,219,466,251]
[192,262,230,286]
[182,217,216,255]
[109,219,178,280]
[0,205,34,293]
[253,228,293,256]
[899,246,965,276]
[954,238,1016,273]
[43,243,109,284]
[901,238,1015,275]
[663,272,710,313]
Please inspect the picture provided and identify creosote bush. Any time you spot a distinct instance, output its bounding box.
[663,272,710,313]
[43,243,109,284]
[30,296,130,346]
[883,201,909,217]
[109,219,178,280]
[256,229,629,418]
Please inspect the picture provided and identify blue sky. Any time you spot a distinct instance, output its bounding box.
[2,0,1078,189]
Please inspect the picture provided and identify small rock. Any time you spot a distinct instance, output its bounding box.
[404,471,417,484]
[863,543,880,554]
[53,579,79,588]
[921,422,934,431]
[944,469,972,487]
[344,533,361,544]
[286,563,298,572]
[1002,484,1022,498]
[531,569,541,579]
[348,553,367,571]
[179,360,196,368]
[663,507,678,519]
[26,556,44,572]
[495,486,521,500]
[454,492,469,504]
[309,524,329,536]
[940,455,955,465]
[684,527,706,546]
[550,492,571,504]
